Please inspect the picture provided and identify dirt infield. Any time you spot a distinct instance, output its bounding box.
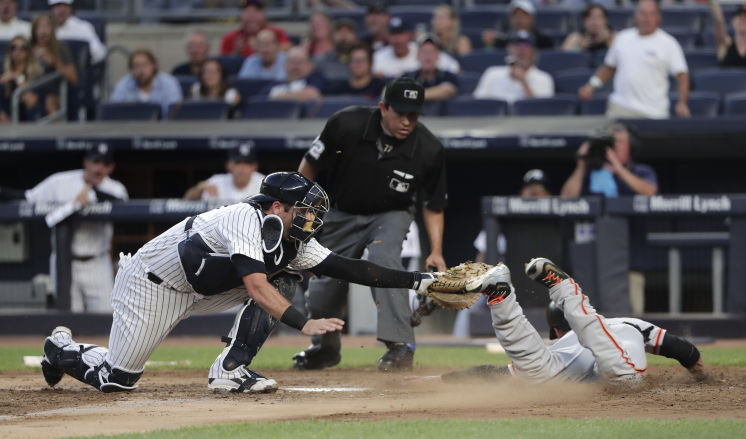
[1,337,745,438]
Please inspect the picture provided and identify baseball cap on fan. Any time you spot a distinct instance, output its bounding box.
[383,77,425,114]
[228,143,257,163]
[509,0,536,16]
[522,169,549,188]
[86,142,114,164]
[48,0,73,5]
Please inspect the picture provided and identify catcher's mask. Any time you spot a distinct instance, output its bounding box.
[546,300,571,340]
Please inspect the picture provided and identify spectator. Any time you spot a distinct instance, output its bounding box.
[403,34,458,101]
[431,4,471,57]
[220,0,290,58]
[0,0,30,40]
[183,143,264,202]
[560,123,657,199]
[710,1,746,67]
[561,4,615,55]
[304,11,334,59]
[171,31,210,77]
[264,46,323,102]
[578,0,689,119]
[363,2,389,51]
[110,48,182,117]
[237,29,286,80]
[495,0,554,50]
[324,43,384,98]
[30,13,78,116]
[372,16,459,77]
[48,0,106,64]
[473,30,554,103]
[189,58,240,110]
[0,35,42,122]
[314,18,359,80]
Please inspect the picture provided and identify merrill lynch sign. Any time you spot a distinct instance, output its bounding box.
[633,195,732,214]
[490,197,591,216]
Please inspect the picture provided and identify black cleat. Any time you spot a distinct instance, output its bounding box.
[378,343,414,372]
[525,257,569,289]
[292,344,341,370]
[441,364,511,383]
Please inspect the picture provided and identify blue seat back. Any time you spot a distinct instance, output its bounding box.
[170,101,230,120]
[98,102,161,121]
[441,97,508,116]
[512,95,578,116]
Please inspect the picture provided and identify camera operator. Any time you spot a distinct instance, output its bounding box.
[560,123,657,198]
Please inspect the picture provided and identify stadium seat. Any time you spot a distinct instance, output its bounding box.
[229,78,276,100]
[579,92,609,115]
[97,102,161,121]
[511,95,578,116]
[174,75,198,98]
[535,10,571,33]
[218,55,245,77]
[693,70,746,97]
[591,49,608,68]
[60,39,91,121]
[169,101,230,120]
[460,8,505,31]
[685,49,720,71]
[459,50,507,74]
[660,8,702,31]
[305,96,373,119]
[553,68,603,94]
[723,92,746,115]
[457,71,482,95]
[700,30,716,48]
[666,29,699,49]
[669,91,721,117]
[441,97,508,117]
[463,29,487,51]
[422,100,443,116]
[606,9,633,30]
[242,99,301,119]
[536,51,592,75]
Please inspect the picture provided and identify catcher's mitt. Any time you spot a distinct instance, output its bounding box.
[424,261,494,310]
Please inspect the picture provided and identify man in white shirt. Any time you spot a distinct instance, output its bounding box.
[0,0,30,40]
[183,143,265,203]
[472,30,554,103]
[372,16,459,77]
[49,0,107,63]
[578,0,690,119]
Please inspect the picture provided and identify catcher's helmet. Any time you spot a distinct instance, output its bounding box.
[248,172,329,243]
[546,300,571,340]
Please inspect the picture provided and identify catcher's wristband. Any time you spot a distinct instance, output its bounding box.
[281,306,309,331]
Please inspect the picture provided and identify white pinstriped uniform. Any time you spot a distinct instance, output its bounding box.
[25,170,128,313]
[103,202,330,375]
[490,279,665,384]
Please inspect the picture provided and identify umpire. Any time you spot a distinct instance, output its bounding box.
[295,77,448,371]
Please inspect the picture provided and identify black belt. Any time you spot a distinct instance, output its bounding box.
[147,272,163,285]
[72,255,98,261]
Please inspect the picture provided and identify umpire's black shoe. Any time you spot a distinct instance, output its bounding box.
[525,257,569,289]
[441,364,511,383]
[378,343,414,372]
[292,344,341,370]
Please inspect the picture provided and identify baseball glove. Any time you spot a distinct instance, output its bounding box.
[424,261,495,310]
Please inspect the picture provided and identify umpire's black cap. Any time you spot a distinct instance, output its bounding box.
[383,77,425,114]
[85,142,114,164]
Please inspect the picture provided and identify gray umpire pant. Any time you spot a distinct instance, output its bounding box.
[306,208,415,349]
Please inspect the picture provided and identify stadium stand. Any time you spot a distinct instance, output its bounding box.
[723,92,746,115]
[536,51,592,76]
[579,92,609,116]
[174,75,198,98]
[692,70,746,98]
[459,50,506,74]
[169,101,230,121]
[441,97,508,117]
[512,95,578,116]
[97,102,161,121]
[670,91,721,117]
[305,96,373,119]
[241,99,301,119]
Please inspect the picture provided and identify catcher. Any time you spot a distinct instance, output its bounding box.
[438,258,706,387]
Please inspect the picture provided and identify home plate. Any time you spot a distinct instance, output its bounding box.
[284,387,369,393]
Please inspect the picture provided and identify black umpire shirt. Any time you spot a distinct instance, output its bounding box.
[303,106,448,215]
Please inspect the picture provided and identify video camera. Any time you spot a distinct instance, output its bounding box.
[584,133,614,170]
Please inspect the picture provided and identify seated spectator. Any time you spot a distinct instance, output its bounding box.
[314,18,359,80]
[372,16,459,77]
[30,13,78,116]
[0,0,30,40]
[264,46,323,102]
[48,0,106,64]
[490,0,553,50]
[431,4,471,57]
[221,0,290,58]
[237,29,286,80]
[710,1,746,67]
[473,30,554,103]
[324,43,384,98]
[578,0,689,119]
[0,35,43,122]
[363,2,389,51]
[189,58,240,111]
[304,11,334,59]
[110,48,182,116]
[183,143,264,202]
[561,123,657,198]
[171,31,210,77]
[403,34,458,101]
[562,4,615,56]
